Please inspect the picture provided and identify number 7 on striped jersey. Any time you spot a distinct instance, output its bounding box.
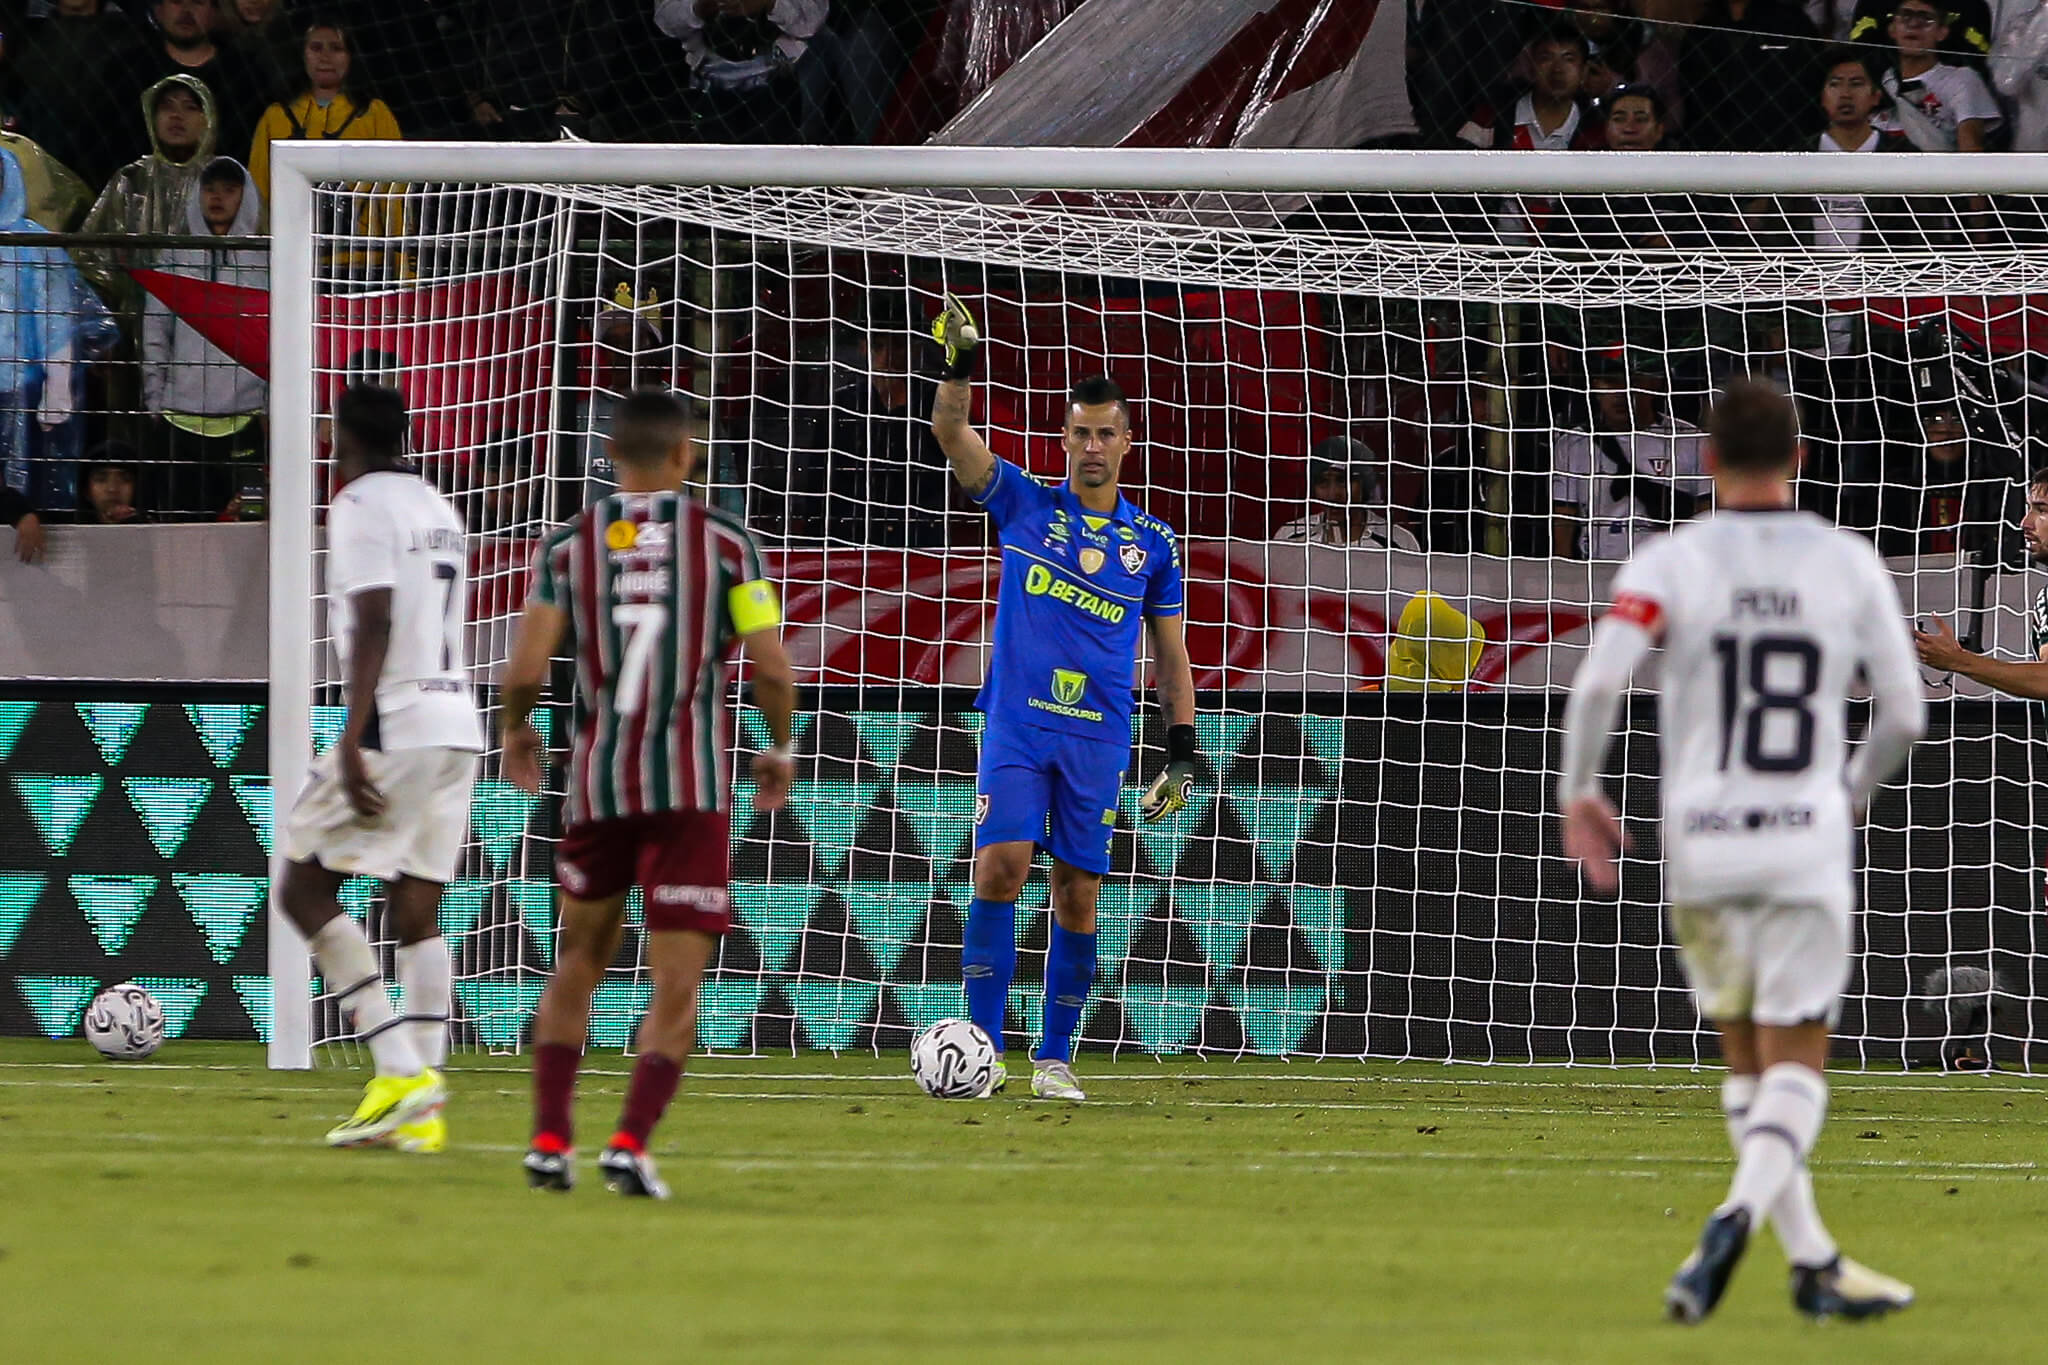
[611,602,668,714]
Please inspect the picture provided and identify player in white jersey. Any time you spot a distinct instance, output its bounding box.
[1559,379,1926,1325]
[278,384,482,1152]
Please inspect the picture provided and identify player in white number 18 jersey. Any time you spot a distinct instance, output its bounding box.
[279,384,483,1152]
[1560,379,1925,1326]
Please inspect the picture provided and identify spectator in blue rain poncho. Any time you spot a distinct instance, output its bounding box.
[0,145,108,514]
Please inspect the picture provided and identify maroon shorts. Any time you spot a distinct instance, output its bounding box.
[555,808,732,934]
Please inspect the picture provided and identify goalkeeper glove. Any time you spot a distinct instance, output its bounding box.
[930,292,981,380]
[1139,723,1200,822]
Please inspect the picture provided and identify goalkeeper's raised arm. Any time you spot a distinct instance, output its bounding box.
[929,292,997,498]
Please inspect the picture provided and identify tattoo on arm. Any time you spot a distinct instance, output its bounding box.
[931,378,994,497]
[1150,619,1196,726]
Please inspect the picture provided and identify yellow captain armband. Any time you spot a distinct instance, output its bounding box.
[729,578,782,636]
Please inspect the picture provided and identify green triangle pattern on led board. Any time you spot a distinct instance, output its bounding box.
[171,873,267,965]
[1090,880,1162,971]
[1193,713,1259,768]
[124,777,212,858]
[729,883,824,974]
[837,880,931,977]
[16,975,102,1038]
[1283,888,1347,974]
[12,775,103,856]
[131,977,209,1039]
[77,703,149,766]
[310,705,346,755]
[1115,982,1207,1052]
[229,775,273,854]
[1169,883,1264,973]
[1228,782,1333,880]
[452,978,546,1050]
[788,781,881,877]
[785,980,880,1050]
[1298,714,1346,778]
[70,875,158,955]
[436,879,491,940]
[890,781,978,865]
[696,978,765,1050]
[889,983,967,1037]
[0,872,45,954]
[507,880,556,964]
[1127,784,1216,881]
[471,779,538,874]
[851,712,919,770]
[589,980,653,1049]
[184,704,259,769]
[740,709,813,754]
[0,700,33,763]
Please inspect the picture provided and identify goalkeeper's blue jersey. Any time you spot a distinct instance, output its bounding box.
[972,458,1184,744]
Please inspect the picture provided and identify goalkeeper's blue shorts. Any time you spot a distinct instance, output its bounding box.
[974,720,1127,875]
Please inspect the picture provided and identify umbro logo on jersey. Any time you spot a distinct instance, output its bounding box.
[1119,543,1146,573]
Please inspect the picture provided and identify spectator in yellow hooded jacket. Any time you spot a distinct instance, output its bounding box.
[248,16,402,249]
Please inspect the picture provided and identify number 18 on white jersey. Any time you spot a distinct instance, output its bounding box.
[1571,510,1924,905]
[325,470,484,753]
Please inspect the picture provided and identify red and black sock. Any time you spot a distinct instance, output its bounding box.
[532,1042,581,1151]
[609,1052,683,1153]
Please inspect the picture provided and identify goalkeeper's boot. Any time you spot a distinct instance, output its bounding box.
[1031,1058,1086,1102]
[391,1113,447,1154]
[523,1143,575,1192]
[980,1058,1007,1098]
[599,1142,671,1199]
[1792,1255,1914,1321]
[1664,1207,1750,1325]
[325,1068,445,1148]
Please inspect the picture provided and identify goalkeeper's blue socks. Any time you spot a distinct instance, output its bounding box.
[961,897,1017,1052]
[1034,922,1098,1063]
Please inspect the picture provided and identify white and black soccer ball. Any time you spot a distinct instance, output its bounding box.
[83,982,166,1061]
[911,1018,997,1099]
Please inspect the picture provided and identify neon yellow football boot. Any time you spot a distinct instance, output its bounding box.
[325,1068,445,1147]
[391,1112,447,1154]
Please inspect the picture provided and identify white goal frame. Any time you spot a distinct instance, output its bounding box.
[266,141,2048,1068]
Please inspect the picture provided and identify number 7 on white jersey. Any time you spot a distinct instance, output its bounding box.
[611,602,667,714]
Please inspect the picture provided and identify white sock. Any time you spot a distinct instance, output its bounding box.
[395,938,452,1069]
[1720,1062,1827,1227]
[1721,1073,1837,1267]
[310,916,422,1078]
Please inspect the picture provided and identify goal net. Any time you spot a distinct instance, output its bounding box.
[268,144,2048,1071]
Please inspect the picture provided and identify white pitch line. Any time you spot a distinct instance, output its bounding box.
[5,1059,2044,1098]
[10,1129,2042,1180]
[6,1077,2033,1127]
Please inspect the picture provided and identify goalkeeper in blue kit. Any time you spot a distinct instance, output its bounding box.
[928,295,1198,1101]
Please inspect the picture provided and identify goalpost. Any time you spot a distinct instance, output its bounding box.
[268,142,2048,1071]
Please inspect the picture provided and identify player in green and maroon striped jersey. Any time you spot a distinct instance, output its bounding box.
[500,388,796,1198]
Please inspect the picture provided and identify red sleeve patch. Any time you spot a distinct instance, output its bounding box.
[1608,592,1665,638]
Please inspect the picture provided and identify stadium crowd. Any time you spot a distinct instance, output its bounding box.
[0,0,2039,565]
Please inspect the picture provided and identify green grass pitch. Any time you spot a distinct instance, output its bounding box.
[3,1039,2042,1363]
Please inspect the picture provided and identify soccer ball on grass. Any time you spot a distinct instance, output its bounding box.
[911,1018,997,1098]
[83,982,166,1060]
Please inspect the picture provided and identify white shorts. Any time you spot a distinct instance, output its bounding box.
[1667,895,1852,1028]
[281,746,478,884]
